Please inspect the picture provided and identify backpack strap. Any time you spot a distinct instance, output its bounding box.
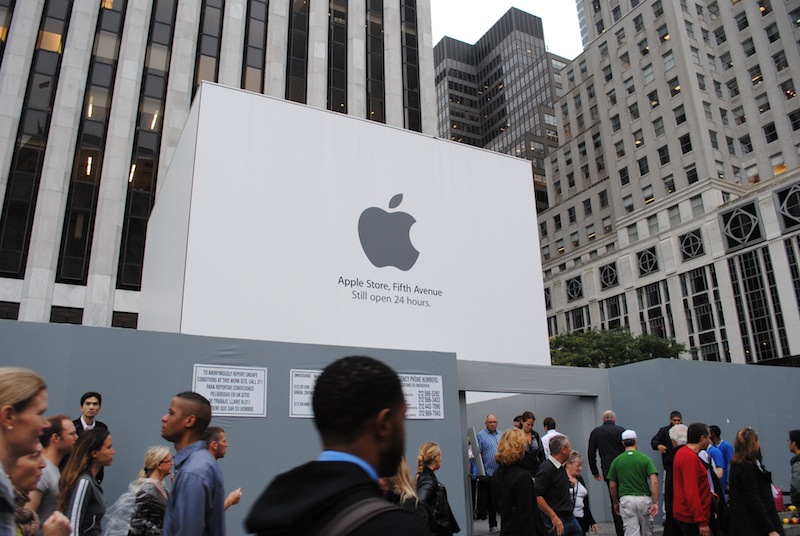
[317,497,400,536]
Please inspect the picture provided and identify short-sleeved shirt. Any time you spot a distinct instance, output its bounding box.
[36,459,60,531]
[607,450,658,497]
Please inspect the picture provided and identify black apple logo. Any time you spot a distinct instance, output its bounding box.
[358,194,419,271]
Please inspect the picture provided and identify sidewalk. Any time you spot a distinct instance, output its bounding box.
[472,519,664,535]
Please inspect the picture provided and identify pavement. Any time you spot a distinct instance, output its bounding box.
[472,518,664,535]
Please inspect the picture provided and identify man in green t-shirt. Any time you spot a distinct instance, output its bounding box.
[607,430,659,536]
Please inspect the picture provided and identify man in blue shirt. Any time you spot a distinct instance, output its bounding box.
[161,392,225,536]
[476,414,500,532]
[709,425,733,492]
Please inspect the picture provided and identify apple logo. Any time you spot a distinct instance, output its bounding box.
[358,194,419,271]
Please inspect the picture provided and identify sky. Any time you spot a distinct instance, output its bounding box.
[430,0,584,61]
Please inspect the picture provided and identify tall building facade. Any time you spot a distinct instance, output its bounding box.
[542,0,800,365]
[0,0,435,327]
[433,8,567,212]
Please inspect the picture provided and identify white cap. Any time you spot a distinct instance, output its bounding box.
[622,429,637,441]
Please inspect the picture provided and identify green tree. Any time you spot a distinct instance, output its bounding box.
[549,329,685,368]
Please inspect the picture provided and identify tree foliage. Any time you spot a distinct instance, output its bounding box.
[549,329,685,368]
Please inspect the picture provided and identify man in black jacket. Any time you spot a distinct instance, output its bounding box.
[588,410,625,536]
[245,356,427,536]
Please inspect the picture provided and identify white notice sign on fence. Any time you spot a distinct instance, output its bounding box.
[193,364,267,417]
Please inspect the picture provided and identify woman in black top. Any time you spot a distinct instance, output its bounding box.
[728,428,784,536]
[491,427,545,536]
[415,442,460,536]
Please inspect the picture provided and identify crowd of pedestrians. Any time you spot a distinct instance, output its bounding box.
[470,409,798,536]
[0,367,241,536]
[2,362,798,536]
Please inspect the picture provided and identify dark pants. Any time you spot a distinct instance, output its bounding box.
[604,479,625,536]
[541,513,583,536]
[476,475,497,528]
[677,521,701,536]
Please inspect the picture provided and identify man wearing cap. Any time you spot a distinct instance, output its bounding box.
[607,430,659,536]
[651,411,682,472]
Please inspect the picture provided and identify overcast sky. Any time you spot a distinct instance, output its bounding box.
[430,0,584,61]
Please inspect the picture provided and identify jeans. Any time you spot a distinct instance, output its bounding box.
[542,513,583,536]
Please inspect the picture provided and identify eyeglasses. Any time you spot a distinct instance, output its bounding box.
[159,458,174,465]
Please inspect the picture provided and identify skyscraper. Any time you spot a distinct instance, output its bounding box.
[0,0,435,327]
[434,8,567,212]
[542,0,800,364]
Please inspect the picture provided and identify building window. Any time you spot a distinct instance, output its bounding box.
[634,129,644,148]
[756,94,770,113]
[616,140,626,158]
[653,117,665,137]
[663,50,675,70]
[669,77,681,97]
[720,202,764,251]
[400,0,421,132]
[657,24,669,43]
[774,50,788,72]
[638,156,650,176]
[686,164,698,184]
[680,230,705,260]
[566,277,583,301]
[714,26,726,44]
[0,0,76,279]
[749,65,763,86]
[691,195,704,218]
[568,206,577,224]
[735,11,748,30]
[782,79,796,100]
[628,223,639,243]
[624,195,634,213]
[242,0,269,92]
[608,89,617,106]
[674,105,686,124]
[603,216,612,233]
[600,263,619,290]
[664,175,675,194]
[763,123,778,143]
[620,167,630,186]
[56,0,129,285]
[583,198,593,216]
[599,190,609,208]
[50,307,83,325]
[742,38,755,57]
[669,205,680,225]
[611,114,621,132]
[648,90,659,109]
[680,133,692,154]
[327,0,348,112]
[554,214,562,230]
[193,0,225,96]
[634,14,644,32]
[366,0,386,122]
[603,65,613,82]
[286,0,310,103]
[629,102,640,121]
[643,185,654,204]
[658,145,670,165]
[637,247,659,276]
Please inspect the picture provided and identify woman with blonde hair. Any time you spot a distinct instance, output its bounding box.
[415,442,460,535]
[728,428,784,536]
[379,456,429,530]
[102,446,173,536]
[58,429,115,535]
[491,427,545,535]
[0,367,70,535]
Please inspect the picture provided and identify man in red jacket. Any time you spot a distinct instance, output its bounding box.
[671,422,712,536]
